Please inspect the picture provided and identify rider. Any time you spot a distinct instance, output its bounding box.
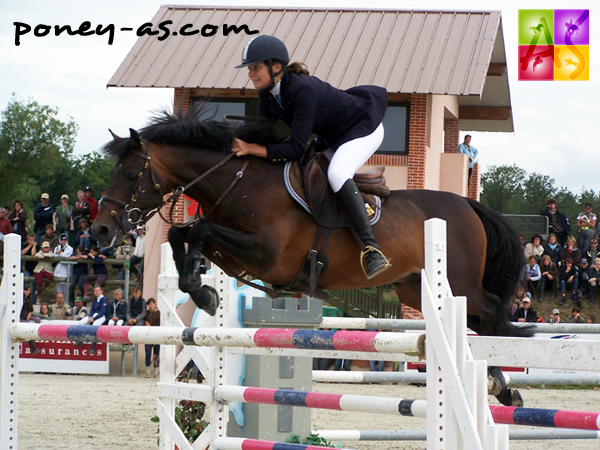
[232,35,391,279]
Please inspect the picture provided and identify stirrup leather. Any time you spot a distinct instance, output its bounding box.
[360,245,391,279]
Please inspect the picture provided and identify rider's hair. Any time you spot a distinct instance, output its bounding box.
[287,62,309,75]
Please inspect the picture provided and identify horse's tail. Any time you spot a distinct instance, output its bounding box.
[465,198,533,338]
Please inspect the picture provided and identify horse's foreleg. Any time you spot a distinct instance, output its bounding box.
[187,221,274,273]
[168,225,206,294]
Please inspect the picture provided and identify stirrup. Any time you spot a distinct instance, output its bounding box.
[360,246,391,279]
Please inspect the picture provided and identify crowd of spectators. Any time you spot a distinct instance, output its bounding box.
[0,188,146,304]
[511,198,600,324]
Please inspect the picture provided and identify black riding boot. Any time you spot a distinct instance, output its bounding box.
[335,179,391,279]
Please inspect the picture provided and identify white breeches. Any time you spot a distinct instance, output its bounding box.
[78,316,106,326]
[327,123,384,193]
[107,319,125,326]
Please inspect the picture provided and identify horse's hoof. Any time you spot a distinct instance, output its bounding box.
[496,387,523,407]
[487,375,503,396]
[179,276,202,294]
[190,285,220,316]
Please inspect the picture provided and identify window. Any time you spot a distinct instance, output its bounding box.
[377,102,409,155]
[190,98,257,124]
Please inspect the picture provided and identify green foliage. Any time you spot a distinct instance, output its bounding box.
[0,94,112,216]
[286,427,341,447]
[481,164,600,223]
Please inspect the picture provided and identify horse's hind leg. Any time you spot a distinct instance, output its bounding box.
[488,366,523,407]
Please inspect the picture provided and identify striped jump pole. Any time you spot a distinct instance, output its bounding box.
[315,429,600,441]
[214,385,600,431]
[10,323,425,355]
[313,370,600,386]
[214,437,357,450]
[214,385,427,416]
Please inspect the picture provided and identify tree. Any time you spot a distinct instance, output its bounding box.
[480,164,526,213]
[520,173,556,214]
[0,94,78,206]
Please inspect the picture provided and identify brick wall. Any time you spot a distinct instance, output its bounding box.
[444,118,460,153]
[406,94,430,190]
[163,89,192,242]
[467,163,480,201]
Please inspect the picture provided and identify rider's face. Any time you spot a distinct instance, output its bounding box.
[247,61,282,90]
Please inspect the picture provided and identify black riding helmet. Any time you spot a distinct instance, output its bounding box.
[235,35,289,89]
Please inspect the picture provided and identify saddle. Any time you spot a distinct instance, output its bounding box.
[284,152,390,229]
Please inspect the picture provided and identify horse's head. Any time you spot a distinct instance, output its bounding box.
[92,128,165,247]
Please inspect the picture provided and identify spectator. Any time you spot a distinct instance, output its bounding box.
[560,235,581,265]
[510,285,530,317]
[542,233,562,266]
[588,258,600,306]
[584,238,599,264]
[511,297,538,322]
[0,207,12,238]
[576,202,596,255]
[52,292,72,320]
[540,198,570,247]
[517,234,525,252]
[69,245,89,301]
[83,246,108,294]
[71,296,88,321]
[75,219,95,251]
[20,285,40,354]
[587,313,597,324]
[145,297,161,378]
[80,286,109,355]
[524,234,544,263]
[522,256,541,296]
[577,258,591,304]
[458,134,478,185]
[538,254,559,302]
[547,308,564,323]
[72,191,91,231]
[22,233,39,304]
[8,200,28,241]
[566,306,585,323]
[85,186,98,223]
[98,188,108,207]
[127,287,147,326]
[33,241,54,296]
[130,225,146,284]
[33,193,55,245]
[53,233,73,295]
[54,194,72,243]
[106,288,127,326]
[32,303,55,320]
[40,223,58,250]
[559,258,578,306]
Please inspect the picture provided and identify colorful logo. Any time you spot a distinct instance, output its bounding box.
[518,9,589,81]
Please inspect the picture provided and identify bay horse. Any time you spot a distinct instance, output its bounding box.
[92,109,529,406]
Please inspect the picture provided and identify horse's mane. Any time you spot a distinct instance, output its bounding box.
[102,103,286,159]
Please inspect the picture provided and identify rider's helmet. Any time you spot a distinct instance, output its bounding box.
[235,35,289,68]
[235,35,289,89]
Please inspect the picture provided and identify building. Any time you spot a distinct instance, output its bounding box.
[109,6,514,311]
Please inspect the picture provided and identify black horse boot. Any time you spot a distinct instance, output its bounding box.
[335,179,391,279]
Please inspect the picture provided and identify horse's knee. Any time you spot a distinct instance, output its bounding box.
[168,225,189,247]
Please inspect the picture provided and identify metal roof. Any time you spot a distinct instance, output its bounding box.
[109,6,513,131]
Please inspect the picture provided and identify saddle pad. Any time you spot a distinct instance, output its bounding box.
[284,161,381,226]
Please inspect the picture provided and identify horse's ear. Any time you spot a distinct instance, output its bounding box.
[109,129,121,141]
[129,128,142,151]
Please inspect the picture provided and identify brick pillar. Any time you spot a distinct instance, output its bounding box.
[444,118,460,153]
[406,94,429,190]
[163,89,192,242]
[467,163,480,201]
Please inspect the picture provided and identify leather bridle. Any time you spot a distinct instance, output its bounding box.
[100,139,249,241]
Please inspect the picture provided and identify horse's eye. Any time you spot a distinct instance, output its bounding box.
[125,172,138,180]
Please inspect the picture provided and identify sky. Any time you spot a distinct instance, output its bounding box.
[1,0,598,194]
